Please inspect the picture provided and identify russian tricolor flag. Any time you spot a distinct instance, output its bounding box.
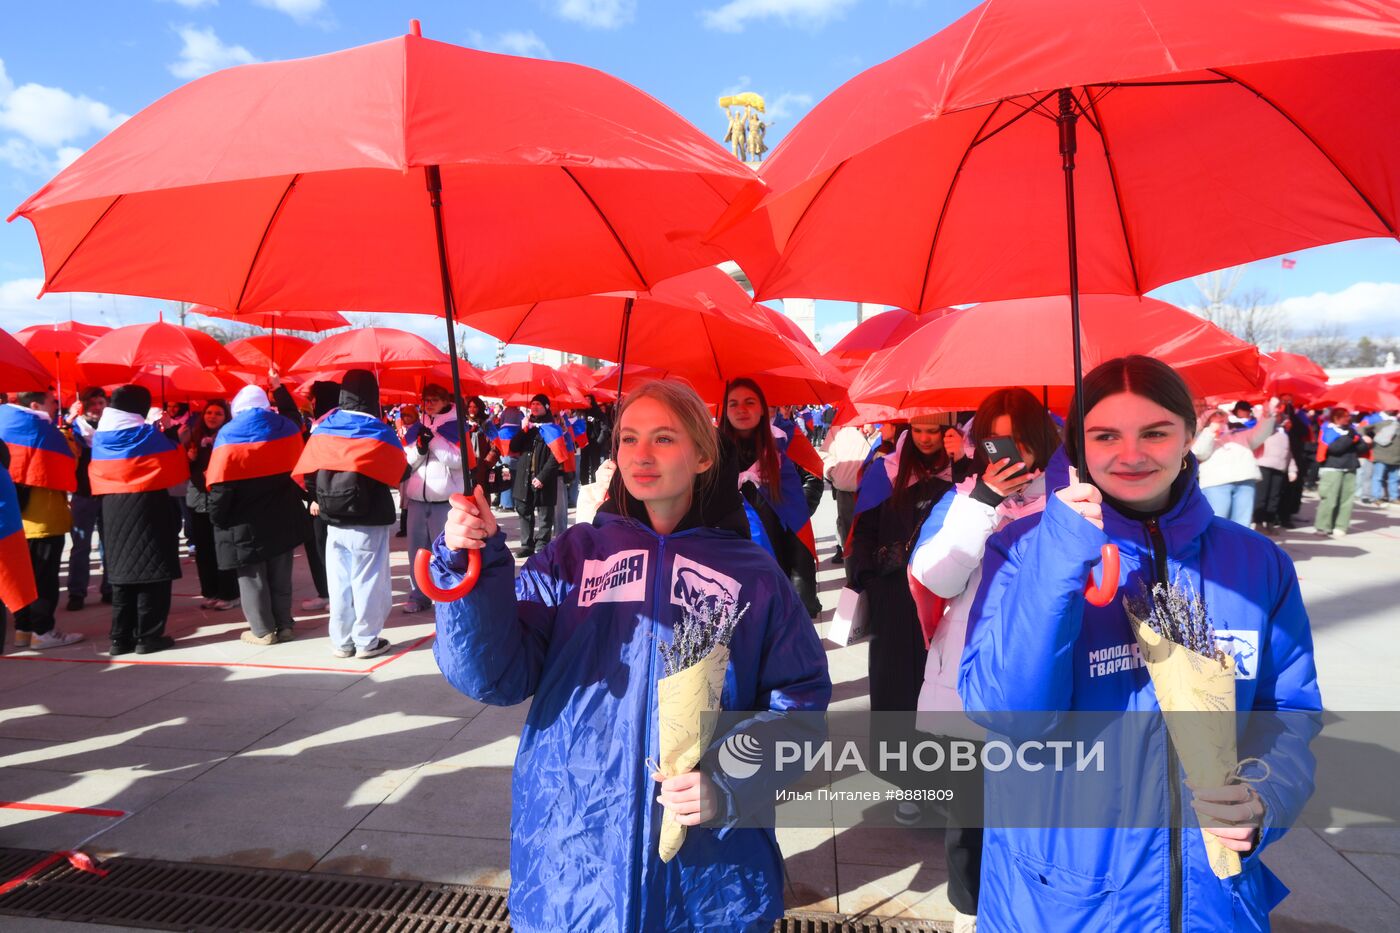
[90,423,187,495]
[403,418,476,470]
[294,410,407,489]
[493,422,519,458]
[0,469,37,610]
[539,422,575,474]
[570,417,589,451]
[206,409,304,486]
[0,406,76,493]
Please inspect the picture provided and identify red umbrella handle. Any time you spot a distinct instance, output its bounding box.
[412,547,482,602]
[1083,544,1120,607]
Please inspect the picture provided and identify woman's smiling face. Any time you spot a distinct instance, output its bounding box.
[1082,392,1192,511]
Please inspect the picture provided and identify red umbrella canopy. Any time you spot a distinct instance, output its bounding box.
[120,366,249,404]
[849,295,1263,412]
[299,361,492,400]
[713,0,1400,310]
[592,361,845,408]
[462,267,838,393]
[15,320,112,354]
[76,321,243,386]
[226,334,315,378]
[1258,352,1330,403]
[9,25,763,317]
[288,327,448,374]
[822,308,961,373]
[487,362,587,408]
[0,328,60,393]
[192,305,349,333]
[1314,374,1400,412]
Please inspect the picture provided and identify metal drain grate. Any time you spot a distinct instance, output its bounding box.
[0,848,949,933]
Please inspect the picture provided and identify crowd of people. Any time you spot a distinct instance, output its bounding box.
[5,356,1386,931]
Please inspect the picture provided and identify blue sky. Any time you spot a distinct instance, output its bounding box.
[2,0,1397,361]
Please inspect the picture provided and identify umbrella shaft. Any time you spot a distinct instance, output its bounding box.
[426,164,470,458]
[615,297,635,402]
[1058,88,1088,478]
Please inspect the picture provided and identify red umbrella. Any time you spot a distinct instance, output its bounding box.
[288,327,448,375]
[227,335,316,379]
[0,328,59,394]
[823,308,955,374]
[1314,374,1400,412]
[850,295,1262,413]
[76,321,243,388]
[487,362,588,409]
[14,321,113,402]
[10,20,763,603]
[716,0,1400,606]
[462,267,843,401]
[297,361,492,400]
[1259,351,1330,402]
[191,305,349,333]
[592,361,843,408]
[121,366,249,404]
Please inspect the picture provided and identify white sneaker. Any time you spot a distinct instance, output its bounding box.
[893,801,923,826]
[31,631,85,650]
[356,638,392,659]
[1331,529,1347,539]
[199,597,220,609]
[401,601,427,615]
[953,911,978,933]
[301,597,329,611]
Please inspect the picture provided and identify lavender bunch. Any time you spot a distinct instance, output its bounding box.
[1124,577,1225,662]
[658,598,750,677]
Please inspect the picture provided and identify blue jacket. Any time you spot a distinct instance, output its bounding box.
[431,512,831,933]
[960,450,1321,932]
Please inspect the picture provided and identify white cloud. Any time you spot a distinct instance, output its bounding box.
[763,90,813,123]
[252,0,324,22]
[555,0,636,29]
[0,279,152,330]
[1279,282,1400,336]
[169,25,259,80]
[0,58,127,176]
[468,29,553,60]
[701,0,857,32]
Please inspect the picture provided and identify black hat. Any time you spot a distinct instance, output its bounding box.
[531,393,551,410]
[339,370,380,415]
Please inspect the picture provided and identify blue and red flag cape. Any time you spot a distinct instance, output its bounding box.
[493,422,519,458]
[294,410,406,489]
[206,409,304,486]
[742,427,818,558]
[539,421,576,474]
[570,416,589,451]
[403,418,477,470]
[0,406,76,493]
[90,423,186,495]
[0,468,38,609]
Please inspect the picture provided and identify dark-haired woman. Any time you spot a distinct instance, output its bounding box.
[961,356,1321,931]
[185,399,239,611]
[720,379,823,618]
[910,388,1060,929]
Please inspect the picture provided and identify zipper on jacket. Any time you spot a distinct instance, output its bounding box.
[1145,518,1183,933]
[627,532,666,933]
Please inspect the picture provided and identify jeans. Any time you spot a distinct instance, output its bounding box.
[1373,461,1400,501]
[1315,469,1356,534]
[499,456,517,510]
[1202,480,1256,526]
[1355,459,1373,502]
[237,550,294,638]
[405,499,453,606]
[67,493,110,600]
[325,524,393,651]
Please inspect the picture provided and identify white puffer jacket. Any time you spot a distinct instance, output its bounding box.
[910,475,1047,739]
[1193,411,1276,488]
[403,405,465,503]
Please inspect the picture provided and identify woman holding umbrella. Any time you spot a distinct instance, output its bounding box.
[428,378,830,933]
[960,356,1321,931]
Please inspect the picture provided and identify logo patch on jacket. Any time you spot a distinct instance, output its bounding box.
[671,554,741,618]
[1087,642,1145,678]
[578,550,648,607]
[1213,630,1259,680]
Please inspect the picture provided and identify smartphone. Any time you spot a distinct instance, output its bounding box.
[981,435,1028,479]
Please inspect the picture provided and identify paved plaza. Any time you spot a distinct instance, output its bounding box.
[0,492,1397,930]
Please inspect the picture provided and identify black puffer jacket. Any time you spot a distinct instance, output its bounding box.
[509,423,562,509]
[208,387,309,569]
[308,371,403,527]
[102,491,183,585]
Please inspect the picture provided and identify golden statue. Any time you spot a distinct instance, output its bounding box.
[719,93,768,163]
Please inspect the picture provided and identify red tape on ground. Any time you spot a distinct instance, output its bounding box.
[0,802,127,818]
[0,634,436,675]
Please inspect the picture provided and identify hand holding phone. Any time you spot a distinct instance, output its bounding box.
[981,435,1034,497]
